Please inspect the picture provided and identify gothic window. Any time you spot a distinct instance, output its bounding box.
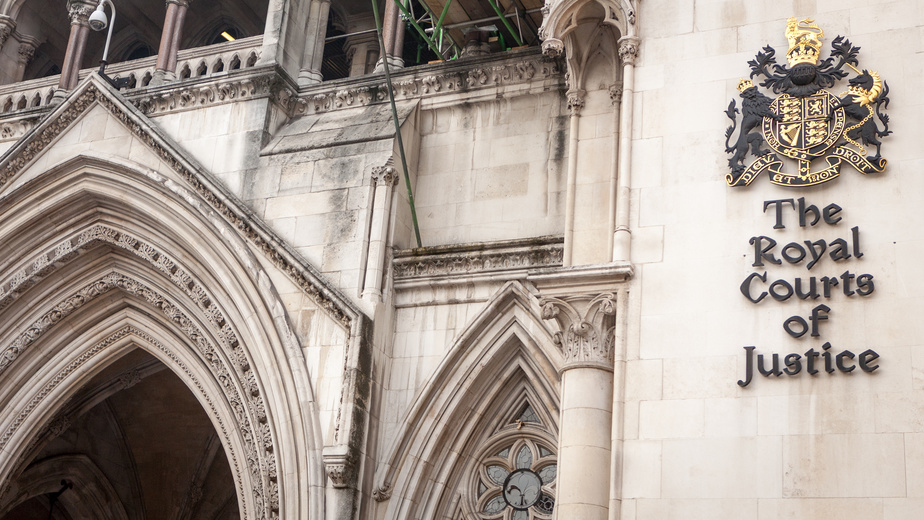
[472,404,556,520]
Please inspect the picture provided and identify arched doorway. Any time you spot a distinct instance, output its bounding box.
[0,348,239,520]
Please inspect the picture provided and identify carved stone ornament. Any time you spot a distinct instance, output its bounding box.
[617,36,640,66]
[17,42,36,65]
[541,38,564,58]
[608,84,623,106]
[372,484,392,502]
[301,53,561,115]
[393,237,563,281]
[68,3,95,25]
[372,165,398,186]
[324,454,353,488]
[0,17,15,49]
[538,293,618,370]
[567,89,585,115]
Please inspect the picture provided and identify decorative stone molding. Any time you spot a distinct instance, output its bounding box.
[299,51,562,115]
[393,236,564,282]
[0,118,38,141]
[538,293,617,370]
[618,36,640,66]
[131,74,276,115]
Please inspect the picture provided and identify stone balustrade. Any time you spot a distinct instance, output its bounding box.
[0,35,263,117]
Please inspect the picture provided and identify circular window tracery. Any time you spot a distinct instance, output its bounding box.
[474,438,556,519]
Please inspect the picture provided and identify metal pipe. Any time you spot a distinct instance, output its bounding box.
[424,8,541,32]
[372,0,423,247]
[484,0,523,46]
[325,28,377,42]
[391,0,450,58]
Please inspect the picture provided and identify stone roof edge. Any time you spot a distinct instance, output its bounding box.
[0,73,362,329]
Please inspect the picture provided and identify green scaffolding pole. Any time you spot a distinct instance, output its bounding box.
[372,0,423,247]
[485,0,523,47]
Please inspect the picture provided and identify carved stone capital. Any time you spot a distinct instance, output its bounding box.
[538,293,618,371]
[68,3,95,26]
[372,165,398,186]
[618,36,640,66]
[0,16,15,49]
[324,454,353,488]
[608,83,623,106]
[541,37,564,58]
[567,89,585,115]
[17,41,36,65]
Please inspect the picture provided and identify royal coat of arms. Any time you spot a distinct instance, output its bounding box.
[725,18,892,187]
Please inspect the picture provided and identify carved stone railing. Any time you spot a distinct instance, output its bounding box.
[0,35,263,119]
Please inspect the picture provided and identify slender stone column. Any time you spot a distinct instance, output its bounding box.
[611,36,639,263]
[14,37,40,82]
[538,292,617,520]
[562,89,583,267]
[298,0,331,86]
[152,0,192,85]
[344,33,378,77]
[58,2,95,91]
[373,0,404,71]
[362,166,398,302]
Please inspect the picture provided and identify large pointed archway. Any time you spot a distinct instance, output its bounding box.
[0,347,239,520]
[0,151,332,519]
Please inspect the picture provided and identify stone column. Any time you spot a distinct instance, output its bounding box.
[298,0,331,87]
[363,166,398,302]
[14,37,40,82]
[611,36,639,263]
[152,0,192,85]
[562,89,584,267]
[344,32,378,77]
[58,1,95,91]
[373,0,404,72]
[538,291,618,520]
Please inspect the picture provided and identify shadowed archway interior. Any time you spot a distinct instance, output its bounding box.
[0,348,239,520]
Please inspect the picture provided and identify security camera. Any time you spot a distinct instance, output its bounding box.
[88,7,108,31]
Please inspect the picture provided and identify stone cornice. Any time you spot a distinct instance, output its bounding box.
[292,49,564,116]
[393,236,564,284]
[126,67,281,116]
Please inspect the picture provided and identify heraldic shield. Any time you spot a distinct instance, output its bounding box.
[725,17,892,187]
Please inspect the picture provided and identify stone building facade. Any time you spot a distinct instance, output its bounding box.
[0,0,920,519]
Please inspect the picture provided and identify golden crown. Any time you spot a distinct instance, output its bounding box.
[737,78,754,92]
[785,17,824,67]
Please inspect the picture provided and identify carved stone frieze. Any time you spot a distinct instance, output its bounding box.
[130,75,275,116]
[300,53,562,115]
[393,237,563,281]
[538,293,618,370]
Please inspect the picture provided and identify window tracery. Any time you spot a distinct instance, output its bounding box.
[472,405,556,520]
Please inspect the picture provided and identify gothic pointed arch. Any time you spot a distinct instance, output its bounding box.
[374,282,563,520]
[0,75,369,517]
